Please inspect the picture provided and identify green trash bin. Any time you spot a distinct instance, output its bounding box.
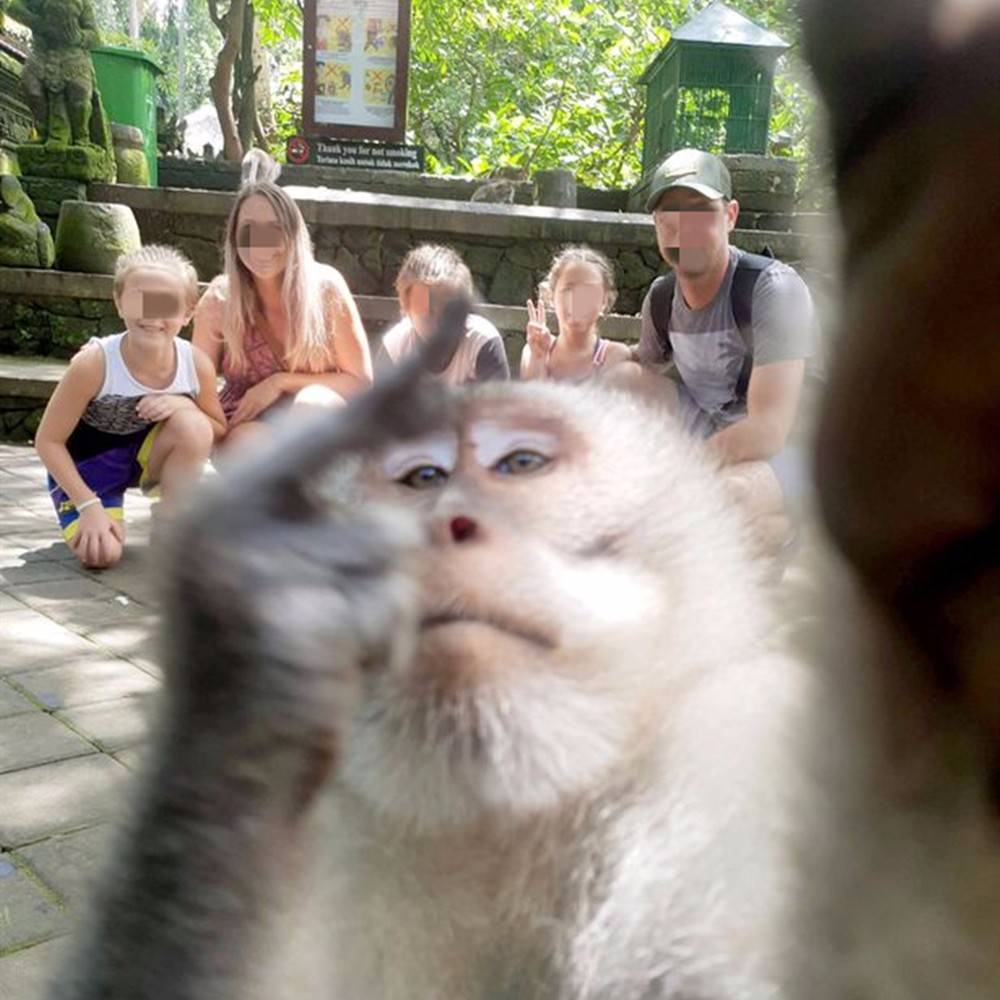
[91,46,164,186]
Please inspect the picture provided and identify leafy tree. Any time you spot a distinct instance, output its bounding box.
[408,0,815,189]
[92,0,818,188]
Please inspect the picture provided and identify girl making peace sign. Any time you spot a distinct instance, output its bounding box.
[519,246,631,381]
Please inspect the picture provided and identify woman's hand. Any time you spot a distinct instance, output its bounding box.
[230,375,286,426]
[525,298,555,357]
[136,394,197,424]
[71,502,124,568]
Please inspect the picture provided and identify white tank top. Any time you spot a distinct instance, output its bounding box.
[81,332,200,435]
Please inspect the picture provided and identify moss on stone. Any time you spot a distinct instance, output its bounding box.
[17,143,116,183]
[114,147,149,187]
[54,200,141,274]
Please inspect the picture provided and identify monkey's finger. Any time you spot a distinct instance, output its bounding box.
[200,294,470,519]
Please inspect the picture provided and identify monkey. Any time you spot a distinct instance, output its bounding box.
[48,295,806,1000]
[49,0,1000,996]
[784,0,1000,997]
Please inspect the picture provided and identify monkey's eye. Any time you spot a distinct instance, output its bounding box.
[398,464,449,489]
[493,450,550,476]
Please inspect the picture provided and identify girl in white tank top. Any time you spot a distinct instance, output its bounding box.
[34,244,227,570]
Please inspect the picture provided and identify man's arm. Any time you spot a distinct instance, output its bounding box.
[708,359,805,465]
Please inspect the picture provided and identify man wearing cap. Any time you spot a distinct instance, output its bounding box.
[635,148,818,552]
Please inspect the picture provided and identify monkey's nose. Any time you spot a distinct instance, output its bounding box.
[450,515,477,543]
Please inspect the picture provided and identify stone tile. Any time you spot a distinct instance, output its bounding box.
[12,578,120,611]
[0,475,43,498]
[82,622,158,663]
[28,598,156,637]
[0,714,95,775]
[0,612,99,676]
[0,593,26,614]
[112,746,150,772]
[0,507,53,537]
[0,562,82,587]
[9,658,159,712]
[6,536,77,564]
[0,854,66,954]
[0,936,68,1000]
[0,755,130,847]
[0,682,34,720]
[14,826,115,909]
[55,699,154,754]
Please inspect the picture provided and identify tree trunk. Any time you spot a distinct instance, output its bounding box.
[233,0,257,155]
[208,0,247,163]
[252,20,275,141]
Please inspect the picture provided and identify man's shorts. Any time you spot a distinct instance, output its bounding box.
[48,424,161,542]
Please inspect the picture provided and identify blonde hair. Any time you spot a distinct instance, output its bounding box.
[394,244,473,303]
[113,244,200,310]
[539,245,618,312]
[221,149,331,374]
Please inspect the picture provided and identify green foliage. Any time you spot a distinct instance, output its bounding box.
[408,0,816,190]
[89,0,819,192]
[92,0,220,121]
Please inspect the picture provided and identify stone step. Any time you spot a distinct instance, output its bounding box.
[0,355,69,399]
[0,268,641,349]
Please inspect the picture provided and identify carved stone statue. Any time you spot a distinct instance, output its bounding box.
[2,0,98,146]
[0,0,114,181]
[0,170,55,266]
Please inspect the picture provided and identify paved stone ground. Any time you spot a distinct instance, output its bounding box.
[0,440,821,1000]
[0,444,161,1000]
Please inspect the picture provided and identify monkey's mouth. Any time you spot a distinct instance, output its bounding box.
[420,612,556,649]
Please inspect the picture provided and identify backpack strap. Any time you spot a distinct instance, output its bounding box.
[648,272,676,362]
[730,251,777,400]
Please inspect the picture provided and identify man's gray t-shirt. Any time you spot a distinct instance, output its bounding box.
[637,247,817,437]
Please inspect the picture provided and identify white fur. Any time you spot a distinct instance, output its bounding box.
[263,382,807,999]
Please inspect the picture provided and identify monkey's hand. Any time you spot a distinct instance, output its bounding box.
[156,299,467,826]
[48,302,468,1000]
[162,488,420,823]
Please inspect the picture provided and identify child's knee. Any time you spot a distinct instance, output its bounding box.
[294,384,345,409]
[164,408,214,452]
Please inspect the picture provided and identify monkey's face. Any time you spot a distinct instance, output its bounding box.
[337,382,760,831]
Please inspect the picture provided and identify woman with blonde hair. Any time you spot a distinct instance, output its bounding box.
[193,149,372,448]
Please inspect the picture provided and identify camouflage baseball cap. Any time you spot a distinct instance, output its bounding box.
[645,149,732,211]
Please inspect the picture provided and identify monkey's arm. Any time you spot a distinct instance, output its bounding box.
[51,303,468,1000]
[803,0,1000,761]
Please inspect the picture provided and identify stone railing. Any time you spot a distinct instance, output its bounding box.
[86,183,827,318]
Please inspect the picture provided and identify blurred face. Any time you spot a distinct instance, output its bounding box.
[551,260,609,336]
[115,266,191,343]
[236,194,290,280]
[403,280,463,339]
[652,187,739,277]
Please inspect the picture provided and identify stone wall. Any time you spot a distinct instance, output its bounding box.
[0,392,44,440]
[0,271,125,358]
[88,183,826,317]
[0,267,641,349]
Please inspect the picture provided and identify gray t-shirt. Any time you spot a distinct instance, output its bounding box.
[637,247,817,434]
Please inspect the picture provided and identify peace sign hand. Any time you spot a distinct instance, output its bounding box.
[525,297,556,357]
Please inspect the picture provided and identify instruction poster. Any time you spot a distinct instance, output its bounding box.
[311,0,402,130]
